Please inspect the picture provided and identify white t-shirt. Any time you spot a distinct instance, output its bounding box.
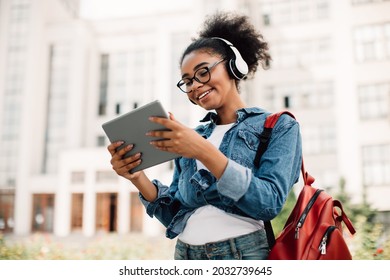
[178,123,263,245]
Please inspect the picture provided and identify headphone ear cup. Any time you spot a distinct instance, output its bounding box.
[211,37,248,80]
[229,46,248,80]
[229,58,247,80]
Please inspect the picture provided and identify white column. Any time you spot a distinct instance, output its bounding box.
[54,164,71,236]
[117,180,130,234]
[83,168,96,237]
[14,177,31,235]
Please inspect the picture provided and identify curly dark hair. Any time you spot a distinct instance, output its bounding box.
[180,12,271,80]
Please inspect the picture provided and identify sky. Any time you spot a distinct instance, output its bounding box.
[79,0,190,20]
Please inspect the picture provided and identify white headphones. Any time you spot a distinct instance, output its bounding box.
[212,37,249,80]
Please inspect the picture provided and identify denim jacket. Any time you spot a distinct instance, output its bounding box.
[139,107,302,239]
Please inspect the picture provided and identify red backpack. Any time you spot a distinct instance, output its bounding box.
[254,111,356,260]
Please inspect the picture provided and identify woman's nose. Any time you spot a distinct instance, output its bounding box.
[189,79,203,92]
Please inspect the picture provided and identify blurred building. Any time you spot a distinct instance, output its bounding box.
[0,0,389,238]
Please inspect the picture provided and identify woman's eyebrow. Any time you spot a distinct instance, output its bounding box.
[181,62,209,78]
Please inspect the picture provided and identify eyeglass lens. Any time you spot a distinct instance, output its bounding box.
[178,68,211,93]
[177,59,224,93]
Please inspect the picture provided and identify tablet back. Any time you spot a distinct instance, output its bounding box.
[102,100,180,173]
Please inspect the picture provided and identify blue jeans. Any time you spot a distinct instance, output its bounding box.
[174,230,269,260]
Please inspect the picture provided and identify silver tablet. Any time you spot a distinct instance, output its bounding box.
[102,100,180,173]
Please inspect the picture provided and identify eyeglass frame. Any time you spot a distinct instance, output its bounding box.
[176,59,225,93]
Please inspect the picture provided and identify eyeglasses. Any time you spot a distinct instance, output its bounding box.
[176,59,225,93]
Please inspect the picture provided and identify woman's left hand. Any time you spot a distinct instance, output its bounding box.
[147,113,206,159]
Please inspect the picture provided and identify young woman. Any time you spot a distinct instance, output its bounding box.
[107,12,302,260]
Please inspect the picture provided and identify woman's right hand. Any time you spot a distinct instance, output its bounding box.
[107,141,143,181]
[108,141,157,202]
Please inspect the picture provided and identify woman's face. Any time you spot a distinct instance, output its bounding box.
[179,50,237,110]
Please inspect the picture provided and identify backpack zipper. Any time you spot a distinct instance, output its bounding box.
[318,226,336,255]
[295,189,323,239]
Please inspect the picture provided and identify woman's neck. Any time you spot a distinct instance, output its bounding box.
[215,99,246,125]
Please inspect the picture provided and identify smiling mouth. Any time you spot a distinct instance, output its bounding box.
[197,89,212,100]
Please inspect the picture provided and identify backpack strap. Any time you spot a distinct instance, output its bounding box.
[254,110,296,249]
[264,220,276,249]
[254,111,296,168]
[333,200,356,235]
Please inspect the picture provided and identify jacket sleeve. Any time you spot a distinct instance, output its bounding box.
[138,158,182,228]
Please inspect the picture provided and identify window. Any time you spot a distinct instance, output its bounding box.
[352,0,390,5]
[128,49,155,104]
[271,38,332,69]
[317,0,330,19]
[264,82,334,111]
[71,193,83,230]
[42,44,70,174]
[261,0,330,26]
[302,124,336,154]
[10,0,30,22]
[284,96,290,108]
[98,54,109,116]
[358,83,389,119]
[0,191,15,233]
[0,0,30,186]
[115,103,121,115]
[263,14,271,26]
[101,49,155,117]
[111,53,127,111]
[96,193,117,232]
[71,171,85,184]
[96,171,118,183]
[362,144,390,186]
[354,23,390,62]
[97,136,106,147]
[32,194,55,233]
[130,192,143,232]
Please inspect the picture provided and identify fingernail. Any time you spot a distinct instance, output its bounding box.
[126,144,133,150]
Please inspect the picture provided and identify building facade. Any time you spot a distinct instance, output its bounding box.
[0,0,389,238]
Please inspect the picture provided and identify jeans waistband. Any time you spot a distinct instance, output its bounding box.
[176,230,264,258]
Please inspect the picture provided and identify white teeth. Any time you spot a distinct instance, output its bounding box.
[198,90,211,100]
